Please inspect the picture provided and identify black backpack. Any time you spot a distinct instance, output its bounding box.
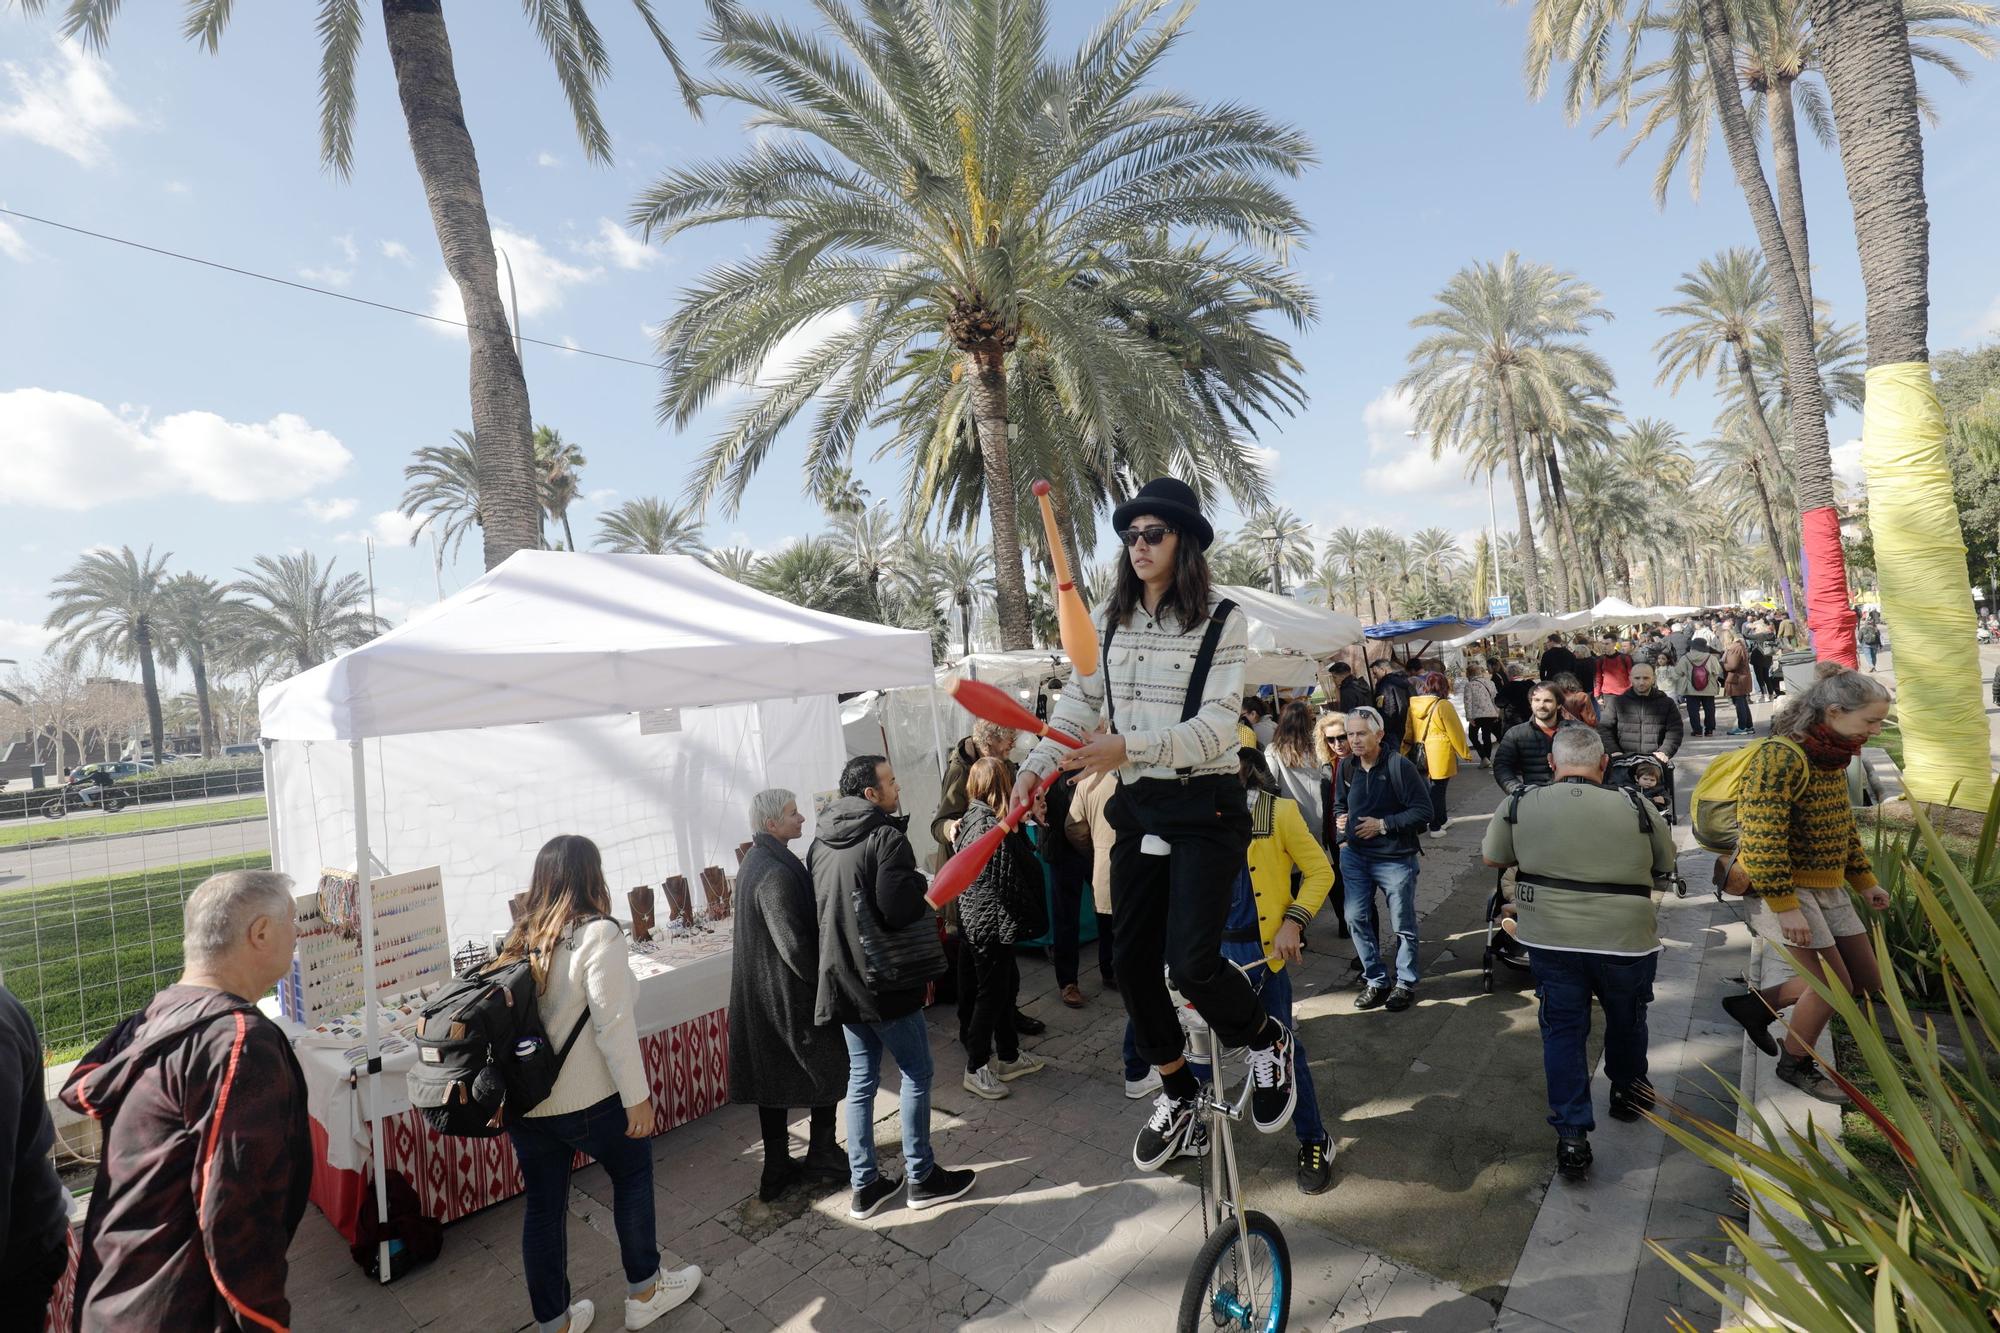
[406,955,588,1137]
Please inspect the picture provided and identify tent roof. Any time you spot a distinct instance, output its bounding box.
[259,551,937,741]
[1441,610,1590,644]
[1217,585,1366,658]
[1363,615,1491,644]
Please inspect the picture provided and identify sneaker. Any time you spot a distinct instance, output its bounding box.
[1354,983,1389,1011]
[557,1299,594,1333]
[1427,827,1448,840]
[1556,1135,1593,1180]
[1133,1092,1202,1170]
[907,1164,976,1210]
[1061,984,1086,1008]
[1177,1115,1210,1159]
[989,1052,1045,1081]
[1247,1028,1298,1134]
[1123,1069,1163,1100]
[1609,1080,1657,1122]
[1722,993,1781,1057]
[963,1066,1010,1100]
[1775,1053,1850,1104]
[848,1173,903,1219]
[1384,985,1416,1013]
[1728,726,1755,736]
[624,1265,700,1330]
[1296,1140,1335,1195]
[1014,1012,1046,1037]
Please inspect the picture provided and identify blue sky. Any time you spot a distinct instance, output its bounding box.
[5,1,2000,676]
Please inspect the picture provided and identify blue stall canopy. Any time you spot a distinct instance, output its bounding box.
[1362,616,1492,645]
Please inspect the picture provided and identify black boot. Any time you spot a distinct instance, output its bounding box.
[1555,1135,1592,1180]
[758,1157,804,1202]
[802,1131,846,1179]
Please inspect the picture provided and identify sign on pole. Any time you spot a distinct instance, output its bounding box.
[1487,595,1513,618]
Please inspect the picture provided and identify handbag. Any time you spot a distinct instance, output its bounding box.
[853,881,946,990]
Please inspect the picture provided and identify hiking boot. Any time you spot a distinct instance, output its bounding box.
[1722,993,1781,1057]
[1384,985,1416,1013]
[848,1174,902,1219]
[1296,1140,1335,1195]
[962,1066,1009,1101]
[757,1158,803,1202]
[989,1052,1045,1081]
[624,1265,701,1330]
[1354,983,1389,1011]
[1556,1135,1593,1180]
[1014,1012,1046,1037]
[801,1142,847,1179]
[1133,1092,1203,1170]
[1247,1028,1298,1134]
[907,1164,976,1210]
[1609,1080,1657,1122]
[1776,1053,1850,1104]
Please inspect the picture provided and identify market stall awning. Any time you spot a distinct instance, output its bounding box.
[1363,615,1491,645]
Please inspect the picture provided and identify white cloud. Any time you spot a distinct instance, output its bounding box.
[558,336,581,355]
[380,239,412,263]
[337,510,425,547]
[1832,437,1866,488]
[1357,386,1482,498]
[578,217,661,271]
[0,617,56,664]
[1979,293,2000,339]
[335,234,358,264]
[746,308,859,391]
[1,390,351,509]
[0,217,28,262]
[1246,445,1280,477]
[0,39,139,166]
[298,234,358,288]
[426,226,600,332]
[301,496,359,523]
[582,487,619,506]
[163,179,190,194]
[536,151,562,168]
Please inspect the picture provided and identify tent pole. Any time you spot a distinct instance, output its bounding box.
[351,740,392,1283]
[926,681,949,778]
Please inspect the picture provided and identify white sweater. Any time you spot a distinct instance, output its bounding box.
[525,918,650,1118]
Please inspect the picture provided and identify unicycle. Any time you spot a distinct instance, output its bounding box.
[1173,959,1292,1333]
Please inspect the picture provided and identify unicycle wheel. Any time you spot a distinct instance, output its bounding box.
[1177,1209,1290,1332]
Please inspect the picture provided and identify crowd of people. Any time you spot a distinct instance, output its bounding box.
[0,470,1907,1330]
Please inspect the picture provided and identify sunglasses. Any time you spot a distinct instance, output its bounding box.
[1118,525,1175,548]
[1323,732,1349,744]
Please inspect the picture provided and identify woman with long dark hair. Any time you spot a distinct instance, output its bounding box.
[498,835,700,1333]
[1016,478,1299,1171]
[1267,701,1329,846]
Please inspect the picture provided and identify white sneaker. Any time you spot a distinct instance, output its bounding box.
[963,1066,1010,1100]
[558,1299,594,1333]
[1124,1069,1163,1100]
[625,1265,700,1329]
[989,1052,1045,1081]
[1427,828,1448,840]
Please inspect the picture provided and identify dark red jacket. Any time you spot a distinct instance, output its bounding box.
[60,985,309,1332]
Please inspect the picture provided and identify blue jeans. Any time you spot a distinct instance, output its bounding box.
[508,1093,658,1330]
[1862,641,1878,669]
[1340,849,1420,988]
[1528,947,1658,1136]
[842,1010,934,1191]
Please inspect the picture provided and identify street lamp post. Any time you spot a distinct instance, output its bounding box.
[1257,527,1284,596]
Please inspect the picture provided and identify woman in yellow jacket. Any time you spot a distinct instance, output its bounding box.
[1404,671,1471,840]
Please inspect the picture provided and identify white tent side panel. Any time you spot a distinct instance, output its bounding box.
[268,696,845,947]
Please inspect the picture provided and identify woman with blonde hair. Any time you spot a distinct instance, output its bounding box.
[1405,672,1471,840]
[499,834,700,1333]
[1718,664,1893,1102]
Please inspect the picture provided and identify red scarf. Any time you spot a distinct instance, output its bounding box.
[1798,722,1864,770]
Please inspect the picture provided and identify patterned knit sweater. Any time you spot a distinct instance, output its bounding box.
[1734,739,1877,912]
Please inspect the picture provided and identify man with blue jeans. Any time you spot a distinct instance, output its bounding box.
[1481,726,1675,1179]
[1331,707,1432,1013]
[812,755,977,1219]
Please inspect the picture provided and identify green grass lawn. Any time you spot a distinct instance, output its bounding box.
[0,796,267,849]
[1874,722,1905,768]
[1,851,272,1064]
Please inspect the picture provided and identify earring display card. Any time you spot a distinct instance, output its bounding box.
[280,865,450,1024]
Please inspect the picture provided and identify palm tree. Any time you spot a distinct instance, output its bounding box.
[931,541,997,658]
[1210,542,1271,589]
[1653,249,1793,487]
[831,506,900,617]
[1698,429,1798,599]
[700,546,761,583]
[1613,419,1697,600]
[44,546,171,762]
[1323,527,1369,615]
[399,431,485,561]
[1402,253,1614,614]
[1732,315,1868,430]
[233,553,386,675]
[533,426,587,551]
[1238,508,1316,594]
[1359,527,1409,623]
[748,539,875,621]
[593,497,707,556]
[42,1,706,569]
[633,0,1315,649]
[1516,382,1621,608]
[1563,454,1649,597]
[156,574,242,756]
[816,468,872,520]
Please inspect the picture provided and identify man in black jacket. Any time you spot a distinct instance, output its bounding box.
[1595,663,1684,764]
[1,981,69,1333]
[812,755,976,1221]
[1538,635,1579,685]
[1329,661,1373,716]
[1493,683,1582,793]
[1371,661,1414,756]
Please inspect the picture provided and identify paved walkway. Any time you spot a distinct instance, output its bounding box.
[281,724,1777,1333]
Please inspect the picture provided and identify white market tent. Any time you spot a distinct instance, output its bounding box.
[258,551,935,1266]
[1445,610,1591,644]
[1223,585,1367,684]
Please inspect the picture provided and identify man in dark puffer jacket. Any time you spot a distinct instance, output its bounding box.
[1595,662,1684,763]
[1493,683,1584,793]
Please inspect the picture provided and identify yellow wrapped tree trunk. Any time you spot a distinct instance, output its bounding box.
[1861,363,1988,807]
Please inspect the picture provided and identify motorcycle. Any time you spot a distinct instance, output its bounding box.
[41,783,133,820]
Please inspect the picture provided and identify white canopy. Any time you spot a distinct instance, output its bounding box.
[1221,585,1367,663]
[260,551,936,741]
[1588,595,1654,624]
[944,650,1071,693]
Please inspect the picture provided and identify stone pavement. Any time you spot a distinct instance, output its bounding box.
[284,734,1765,1333]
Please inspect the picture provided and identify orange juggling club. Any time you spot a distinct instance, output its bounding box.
[948,678,1082,750]
[926,768,1061,909]
[1032,480,1099,677]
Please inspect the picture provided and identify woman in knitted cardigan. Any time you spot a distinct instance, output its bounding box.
[1717,664,1892,1102]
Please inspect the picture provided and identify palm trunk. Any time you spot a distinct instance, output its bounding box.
[135,628,164,762]
[1495,378,1545,612]
[959,600,972,657]
[1731,345,1794,489]
[1767,79,1815,318]
[1547,450,1589,608]
[1526,432,1573,608]
[1695,0,1846,645]
[1616,546,1634,600]
[962,352,1032,649]
[191,650,216,755]
[560,511,575,553]
[382,0,540,570]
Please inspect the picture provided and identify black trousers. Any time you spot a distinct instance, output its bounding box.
[0,1233,69,1333]
[1683,695,1715,735]
[1107,775,1266,1066]
[757,1103,836,1168]
[961,942,1020,1070]
[1469,718,1503,761]
[1050,862,1086,986]
[1096,913,1117,979]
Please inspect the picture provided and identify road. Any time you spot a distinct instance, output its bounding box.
[0,816,269,892]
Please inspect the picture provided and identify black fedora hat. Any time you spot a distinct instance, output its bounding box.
[1112,478,1215,551]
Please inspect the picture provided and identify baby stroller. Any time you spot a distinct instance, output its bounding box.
[1608,753,1676,825]
[1480,865,1533,994]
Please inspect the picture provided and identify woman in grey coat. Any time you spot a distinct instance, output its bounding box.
[728,788,848,1200]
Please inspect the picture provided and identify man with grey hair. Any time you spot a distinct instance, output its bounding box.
[1482,726,1676,1181]
[61,869,311,1331]
[1330,706,1433,1013]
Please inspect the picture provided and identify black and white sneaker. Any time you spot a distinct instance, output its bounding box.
[1247,1028,1297,1134]
[907,1164,977,1210]
[848,1174,902,1219]
[1609,1079,1657,1122]
[1133,1092,1202,1170]
[1296,1140,1335,1195]
[1177,1116,1210,1160]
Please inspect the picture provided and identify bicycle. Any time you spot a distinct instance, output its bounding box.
[1171,958,1292,1333]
